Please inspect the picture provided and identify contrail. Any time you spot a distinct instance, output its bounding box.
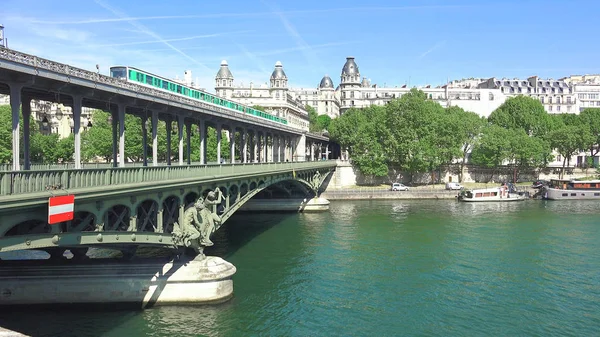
[93,0,211,71]
[95,30,253,47]
[29,5,474,24]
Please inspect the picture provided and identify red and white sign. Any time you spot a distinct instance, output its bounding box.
[48,195,75,224]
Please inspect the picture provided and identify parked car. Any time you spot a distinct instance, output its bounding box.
[391,183,409,191]
[445,182,462,190]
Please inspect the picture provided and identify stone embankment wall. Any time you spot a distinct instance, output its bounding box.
[321,188,459,200]
[329,160,596,188]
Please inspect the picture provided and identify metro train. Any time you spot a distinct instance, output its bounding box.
[109,66,288,125]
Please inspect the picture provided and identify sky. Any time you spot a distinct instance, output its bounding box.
[2,0,600,92]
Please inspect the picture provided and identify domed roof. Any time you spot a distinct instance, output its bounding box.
[270,61,287,80]
[341,57,359,76]
[216,60,233,79]
[319,75,334,89]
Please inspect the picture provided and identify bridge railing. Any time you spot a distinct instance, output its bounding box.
[0,161,336,196]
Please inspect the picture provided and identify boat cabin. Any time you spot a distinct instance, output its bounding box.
[549,179,600,190]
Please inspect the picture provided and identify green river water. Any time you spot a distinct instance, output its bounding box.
[1,199,599,336]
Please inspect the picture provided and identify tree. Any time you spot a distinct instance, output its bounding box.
[548,125,586,178]
[384,89,450,181]
[488,95,551,137]
[329,105,388,181]
[315,114,331,132]
[578,108,600,165]
[469,125,512,181]
[81,110,113,162]
[447,107,486,182]
[306,105,319,132]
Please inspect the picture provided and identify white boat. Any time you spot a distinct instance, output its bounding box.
[459,185,527,202]
[544,179,600,200]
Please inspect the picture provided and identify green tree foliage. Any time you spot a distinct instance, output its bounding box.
[306,105,319,132]
[82,110,113,162]
[329,105,388,180]
[470,125,512,181]
[577,108,600,161]
[488,95,551,137]
[547,125,586,178]
[315,114,331,132]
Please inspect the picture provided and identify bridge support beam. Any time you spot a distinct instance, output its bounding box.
[242,128,248,163]
[152,111,158,166]
[111,107,118,167]
[166,117,172,166]
[9,84,23,171]
[73,95,83,169]
[178,115,184,166]
[199,120,206,165]
[262,133,267,163]
[118,104,126,168]
[216,124,222,164]
[276,135,281,163]
[186,122,191,165]
[22,96,31,170]
[142,114,148,166]
[229,127,235,164]
[252,131,258,163]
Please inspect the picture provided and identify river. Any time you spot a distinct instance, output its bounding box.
[1,200,599,336]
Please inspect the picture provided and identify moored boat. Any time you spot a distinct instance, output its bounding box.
[459,183,528,202]
[543,179,600,200]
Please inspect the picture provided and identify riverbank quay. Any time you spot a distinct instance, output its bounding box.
[322,184,537,200]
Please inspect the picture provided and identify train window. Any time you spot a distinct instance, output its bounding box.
[110,67,127,79]
[176,85,182,94]
[146,75,153,85]
[162,81,168,89]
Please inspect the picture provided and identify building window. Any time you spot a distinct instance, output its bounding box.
[549,106,553,112]
[541,97,545,104]
[557,155,562,162]
[567,106,571,112]
[557,106,561,112]
[549,97,553,104]
[567,97,572,104]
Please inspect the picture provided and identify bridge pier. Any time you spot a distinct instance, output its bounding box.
[0,256,236,308]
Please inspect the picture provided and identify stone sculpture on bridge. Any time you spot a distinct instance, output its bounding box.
[172,187,224,254]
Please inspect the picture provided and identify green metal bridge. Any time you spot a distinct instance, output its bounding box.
[0,160,336,258]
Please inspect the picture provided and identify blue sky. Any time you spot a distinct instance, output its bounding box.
[2,0,600,91]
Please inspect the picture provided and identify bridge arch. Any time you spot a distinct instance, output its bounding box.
[161,195,180,234]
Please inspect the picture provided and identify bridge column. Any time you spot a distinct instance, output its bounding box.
[229,127,235,164]
[262,132,267,163]
[252,131,258,163]
[111,107,118,167]
[295,134,306,162]
[216,124,222,164]
[9,83,23,171]
[271,134,275,163]
[242,128,248,163]
[151,111,158,166]
[277,135,281,162]
[166,117,172,166]
[178,115,184,166]
[325,144,330,160]
[141,114,148,167]
[186,122,191,165]
[118,104,126,168]
[72,95,83,169]
[22,96,31,170]
[199,119,206,165]
[310,141,315,161]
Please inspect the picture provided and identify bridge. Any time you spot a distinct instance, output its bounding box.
[0,48,337,307]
